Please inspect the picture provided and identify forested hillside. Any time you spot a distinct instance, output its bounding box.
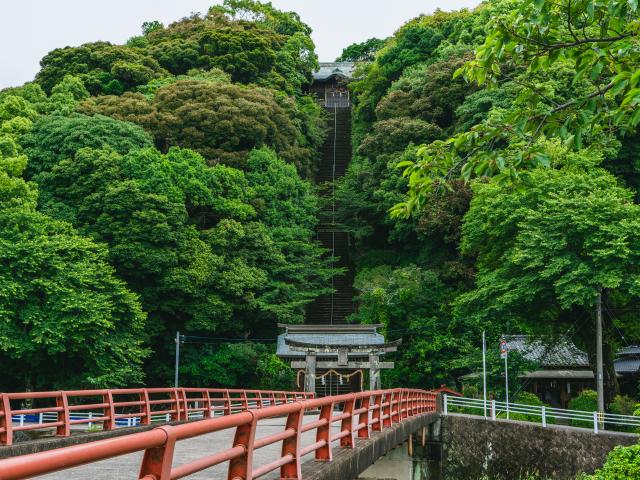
[3,0,640,410]
[337,0,640,405]
[0,0,334,391]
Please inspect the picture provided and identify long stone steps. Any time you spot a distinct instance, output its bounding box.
[306,105,356,342]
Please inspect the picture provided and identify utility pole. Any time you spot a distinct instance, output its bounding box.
[175,331,182,388]
[482,330,487,418]
[504,348,509,419]
[500,338,509,419]
[596,289,605,428]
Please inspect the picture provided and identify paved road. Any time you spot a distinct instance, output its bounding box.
[38,415,340,480]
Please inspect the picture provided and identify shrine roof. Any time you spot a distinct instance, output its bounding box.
[276,323,388,359]
[313,62,356,81]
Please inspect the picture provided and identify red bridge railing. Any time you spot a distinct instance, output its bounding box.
[0,387,312,446]
[0,388,437,480]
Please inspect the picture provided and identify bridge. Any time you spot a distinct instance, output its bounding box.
[2,387,639,479]
[0,387,438,480]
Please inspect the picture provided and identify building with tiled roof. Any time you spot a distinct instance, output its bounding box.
[462,335,640,408]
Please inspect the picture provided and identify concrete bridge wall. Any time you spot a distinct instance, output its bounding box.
[265,413,439,480]
[441,414,638,480]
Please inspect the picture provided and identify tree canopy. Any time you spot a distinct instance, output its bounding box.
[1,0,330,387]
[336,38,385,62]
[395,0,640,216]
[27,114,333,384]
[0,112,147,391]
[77,79,324,176]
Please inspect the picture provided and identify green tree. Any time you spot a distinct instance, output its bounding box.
[398,0,640,213]
[0,136,147,391]
[33,140,331,384]
[141,1,317,94]
[78,80,324,176]
[36,42,167,94]
[456,159,640,403]
[22,113,153,176]
[336,38,385,62]
[181,342,270,388]
[142,20,164,36]
[349,264,479,388]
[209,0,312,37]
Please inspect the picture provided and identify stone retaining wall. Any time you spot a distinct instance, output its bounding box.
[441,414,638,479]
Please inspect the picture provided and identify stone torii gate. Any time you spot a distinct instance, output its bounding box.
[284,336,400,394]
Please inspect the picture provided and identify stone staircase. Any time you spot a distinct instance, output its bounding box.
[307,106,356,325]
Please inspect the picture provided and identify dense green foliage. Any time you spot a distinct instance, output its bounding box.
[37,1,316,96]
[568,390,599,428]
[336,1,513,390]
[506,392,555,424]
[22,113,153,175]
[580,444,640,479]
[457,162,640,402]
[338,0,640,406]
[30,128,333,384]
[0,0,333,389]
[336,38,385,62]
[0,94,147,390]
[397,0,640,213]
[77,79,324,175]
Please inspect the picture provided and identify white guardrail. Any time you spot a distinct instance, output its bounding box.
[444,395,640,434]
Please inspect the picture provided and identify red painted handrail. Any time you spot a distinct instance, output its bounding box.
[0,388,312,446]
[0,388,437,480]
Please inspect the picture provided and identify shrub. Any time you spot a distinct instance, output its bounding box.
[582,444,640,480]
[608,395,637,432]
[568,390,598,428]
[499,392,555,425]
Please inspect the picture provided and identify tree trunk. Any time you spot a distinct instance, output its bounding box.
[575,316,619,406]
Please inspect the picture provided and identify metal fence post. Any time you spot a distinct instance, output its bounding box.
[280,404,303,479]
[224,390,231,416]
[88,412,93,429]
[170,389,181,422]
[383,392,392,428]
[56,391,71,438]
[139,425,176,480]
[391,391,401,424]
[443,394,448,415]
[228,411,257,480]
[203,390,212,419]
[340,395,356,448]
[371,393,383,432]
[593,412,599,434]
[104,391,116,430]
[541,406,546,427]
[358,395,371,439]
[491,400,496,421]
[179,388,189,420]
[0,394,13,446]
[316,400,334,461]
[141,389,151,425]
[400,390,408,420]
